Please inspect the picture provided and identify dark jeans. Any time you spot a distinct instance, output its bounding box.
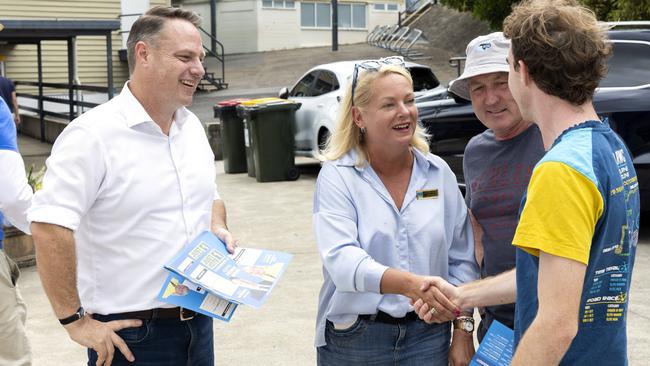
[88,312,214,366]
[317,317,451,366]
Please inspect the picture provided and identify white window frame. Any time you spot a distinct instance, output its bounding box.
[262,0,296,9]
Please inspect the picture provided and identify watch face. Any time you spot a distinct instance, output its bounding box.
[463,322,474,332]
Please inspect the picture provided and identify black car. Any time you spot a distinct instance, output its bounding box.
[417,28,650,208]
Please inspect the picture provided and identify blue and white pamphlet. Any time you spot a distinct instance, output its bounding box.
[157,272,238,322]
[469,320,514,366]
[158,231,292,318]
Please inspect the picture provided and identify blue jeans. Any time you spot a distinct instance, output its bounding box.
[88,312,214,366]
[318,317,451,366]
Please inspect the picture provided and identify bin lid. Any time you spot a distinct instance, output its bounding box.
[240,97,297,107]
[216,98,250,107]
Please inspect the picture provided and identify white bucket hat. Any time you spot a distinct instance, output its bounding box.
[448,32,511,101]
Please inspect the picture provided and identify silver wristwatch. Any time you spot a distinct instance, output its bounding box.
[453,316,475,334]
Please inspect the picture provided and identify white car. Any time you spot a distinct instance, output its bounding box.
[278,60,447,158]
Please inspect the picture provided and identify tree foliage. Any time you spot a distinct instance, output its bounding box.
[441,0,650,30]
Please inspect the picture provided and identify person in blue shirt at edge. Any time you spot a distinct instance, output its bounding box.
[313,56,480,366]
[0,76,20,125]
[0,75,21,125]
[413,1,640,365]
[0,96,33,365]
[448,31,545,341]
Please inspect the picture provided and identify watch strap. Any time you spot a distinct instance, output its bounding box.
[58,306,85,325]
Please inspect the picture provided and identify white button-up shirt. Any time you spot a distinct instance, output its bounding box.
[28,83,219,314]
[313,148,479,346]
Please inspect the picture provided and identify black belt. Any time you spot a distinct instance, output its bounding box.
[105,307,196,321]
[359,311,419,325]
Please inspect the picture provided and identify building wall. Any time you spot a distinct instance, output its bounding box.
[181,0,258,54]
[368,2,401,30]
[257,1,402,52]
[257,2,301,51]
[177,0,401,54]
[0,0,170,95]
[217,0,258,54]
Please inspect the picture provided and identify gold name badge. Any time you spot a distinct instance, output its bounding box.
[416,189,438,200]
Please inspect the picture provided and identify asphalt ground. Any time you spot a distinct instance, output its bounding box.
[13,42,650,364]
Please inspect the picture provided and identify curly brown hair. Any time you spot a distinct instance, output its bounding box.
[503,0,612,105]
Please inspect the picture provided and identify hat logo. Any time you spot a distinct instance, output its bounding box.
[478,42,492,51]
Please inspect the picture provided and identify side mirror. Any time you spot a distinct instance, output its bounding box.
[278,87,289,99]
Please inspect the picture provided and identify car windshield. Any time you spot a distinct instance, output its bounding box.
[408,66,440,92]
[600,40,650,88]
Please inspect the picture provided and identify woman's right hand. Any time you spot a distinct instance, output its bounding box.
[412,276,461,323]
[380,269,460,322]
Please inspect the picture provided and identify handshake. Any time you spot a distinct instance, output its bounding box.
[406,269,515,324]
[408,276,468,323]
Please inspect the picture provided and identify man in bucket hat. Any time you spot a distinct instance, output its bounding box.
[449,32,544,341]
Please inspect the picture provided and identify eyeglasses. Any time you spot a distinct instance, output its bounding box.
[351,56,406,106]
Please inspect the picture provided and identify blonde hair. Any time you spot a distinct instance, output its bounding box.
[322,65,430,164]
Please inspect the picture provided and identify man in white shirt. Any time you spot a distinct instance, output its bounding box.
[29,7,236,366]
[0,97,33,366]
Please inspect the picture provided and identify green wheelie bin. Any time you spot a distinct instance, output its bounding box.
[236,98,301,182]
[213,99,249,174]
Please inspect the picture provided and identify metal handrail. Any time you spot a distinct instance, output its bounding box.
[449,56,466,77]
[198,26,226,87]
[15,80,109,93]
[19,105,75,121]
[399,0,437,26]
[17,93,99,109]
[198,26,225,61]
[15,80,108,120]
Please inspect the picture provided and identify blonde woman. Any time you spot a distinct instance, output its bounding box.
[313,57,479,365]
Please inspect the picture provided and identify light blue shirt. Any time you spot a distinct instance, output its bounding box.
[313,148,479,346]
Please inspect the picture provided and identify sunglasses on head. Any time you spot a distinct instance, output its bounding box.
[351,56,406,106]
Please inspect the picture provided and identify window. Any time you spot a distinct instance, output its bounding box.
[301,2,366,29]
[373,2,398,11]
[316,3,331,27]
[263,0,295,9]
[301,2,331,27]
[339,4,352,28]
[291,71,318,97]
[408,66,440,91]
[312,71,340,96]
[301,3,316,27]
[338,3,367,29]
[351,4,366,28]
[600,41,650,88]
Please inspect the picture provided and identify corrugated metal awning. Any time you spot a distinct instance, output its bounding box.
[0,19,120,42]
